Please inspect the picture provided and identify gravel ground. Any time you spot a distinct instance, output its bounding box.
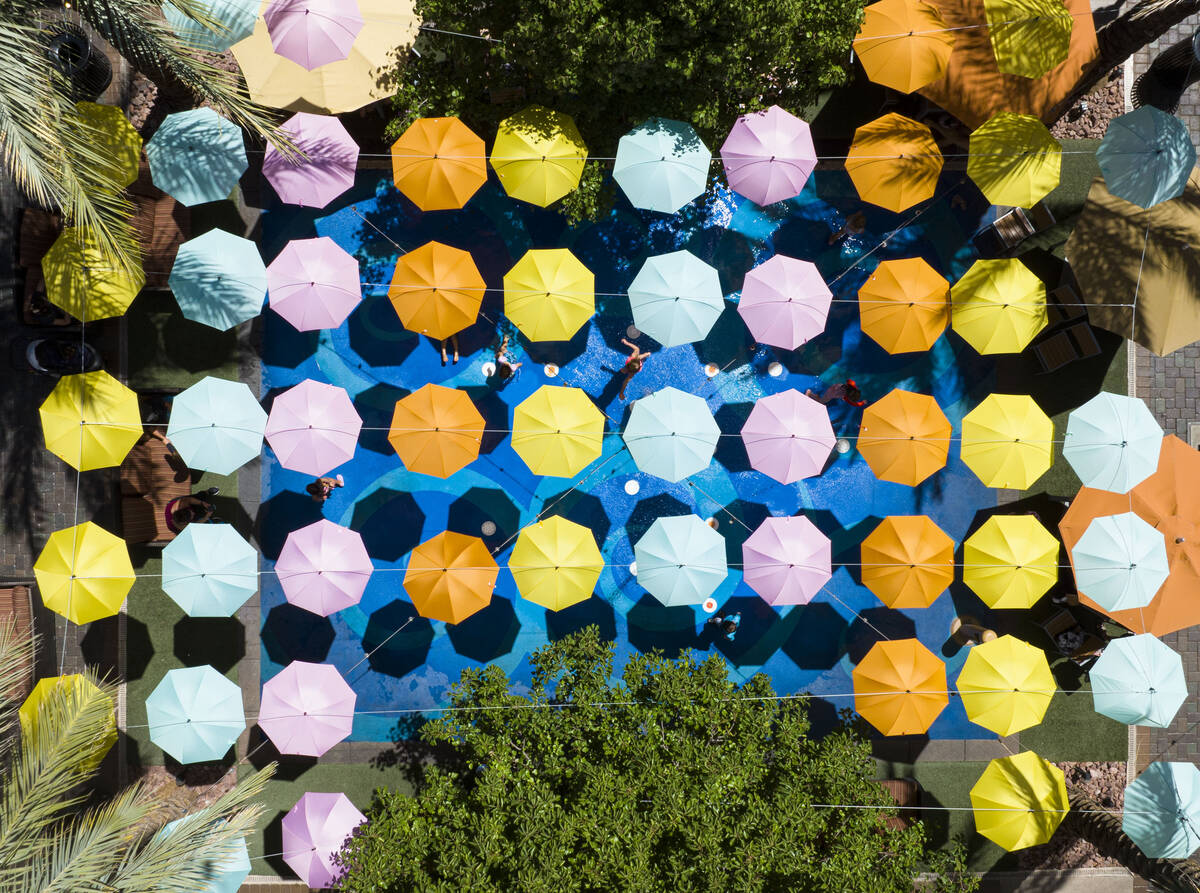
[1051,68,1125,140]
[1019,761,1126,870]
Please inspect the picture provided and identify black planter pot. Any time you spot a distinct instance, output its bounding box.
[44,22,112,102]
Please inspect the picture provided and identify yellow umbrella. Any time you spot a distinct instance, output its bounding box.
[961,393,1053,489]
[20,674,117,771]
[853,0,956,94]
[971,751,1069,850]
[844,114,943,213]
[388,384,484,478]
[391,117,488,212]
[860,515,954,609]
[967,112,1062,208]
[963,515,1059,608]
[857,388,952,485]
[389,241,486,340]
[404,532,498,624]
[34,522,136,625]
[853,639,948,735]
[491,106,588,207]
[39,371,142,471]
[512,385,604,478]
[509,516,603,611]
[75,102,142,189]
[42,227,145,321]
[504,248,595,341]
[982,0,1074,80]
[956,635,1056,735]
[858,257,949,353]
[951,258,1048,355]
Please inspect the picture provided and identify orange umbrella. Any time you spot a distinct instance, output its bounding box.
[391,117,488,212]
[388,241,485,341]
[853,0,956,94]
[857,389,952,485]
[858,257,949,353]
[388,384,484,478]
[404,531,498,624]
[845,114,943,213]
[1060,435,1200,636]
[853,638,949,735]
[861,515,955,608]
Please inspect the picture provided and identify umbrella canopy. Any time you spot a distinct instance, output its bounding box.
[963,514,1059,609]
[858,257,949,353]
[857,388,952,486]
[167,376,267,475]
[853,638,948,736]
[34,522,134,625]
[511,385,604,478]
[951,258,1047,355]
[1097,107,1195,209]
[845,114,943,213]
[42,226,145,321]
[158,818,250,893]
[971,752,1069,851]
[504,248,594,341]
[1063,392,1163,493]
[860,515,954,609]
[265,379,362,476]
[389,241,485,340]
[853,0,956,94]
[510,516,603,611]
[613,117,712,213]
[276,519,372,616]
[145,108,247,207]
[75,102,141,189]
[967,113,1062,208]
[738,255,832,349]
[267,236,361,331]
[162,524,258,617]
[622,387,719,483]
[740,390,835,484]
[170,229,267,331]
[391,117,487,211]
[627,250,724,347]
[404,532,497,624]
[956,635,1055,736]
[983,0,1074,79]
[1070,511,1169,612]
[1090,634,1188,728]
[634,515,728,607]
[146,665,244,764]
[961,394,1054,489]
[388,384,483,478]
[20,675,116,772]
[163,0,258,51]
[264,0,363,70]
[1123,762,1200,859]
[742,515,831,606]
[282,792,366,889]
[491,106,587,207]
[39,370,141,471]
[259,661,356,756]
[720,105,816,206]
[263,112,359,209]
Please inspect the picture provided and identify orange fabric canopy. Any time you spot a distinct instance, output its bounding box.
[388,241,486,341]
[858,257,949,354]
[845,114,943,213]
[853,638,949,735]
[854,0,956,94]
[861,515,955,608]
[388,383,485,478]
[404,531,498,624]
[391,117,488,212]
[858,388,952,485]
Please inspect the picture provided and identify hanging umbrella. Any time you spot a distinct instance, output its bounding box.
[388,384,483,478]
[504,248,594,341]
[853,638,948,736]
[170,229,267,331]
[971,752,1069,851]
[388,241,485,340]
[145,108,248,207]
[738,255,831,349]
[75,102,141,189]
[158,818,250,893]
[622,386,719,483]
[263,112,359,209]
[404,532,497,624]
[627,250,724,347]
[146,665,245,764]
[634,516,728,607]
[963,515,1059,609]
[264,379,362,476]
[491,106,587,207]
[259,661,356,757]
[264,0,363,70]
[511,385,604,478]
[961,394,1053,489]
[956,635,1055,736]
[1063,392,1163,494]
[1070,512,1169,612]
[20,675,116,772]
[740,390,835,484]
[613,117,712,214]
[390,117,487,211]
[983,0,1075,79]
[1090,634,1188,728]
[860,515,954,609]
[276,519,372,616]
[845,114,943,213]
[741,515,831,606]
[967,113,1062,208]
[510,516,603,611]
[34,522,134,625]
[1123,762,1200,859]
[267,236,361,331]
[720,105,816,206]
[857,388,952,486]
[858,257,949,354]
[282,792,367,889]
[951,258,1047,355]
[39,370,141,472]
[1097,107,1195,210]
[163,0,258,51]
[167,376,267,475]
[42,227,145,321]
[162,524,258,617]
[853,0,956,94]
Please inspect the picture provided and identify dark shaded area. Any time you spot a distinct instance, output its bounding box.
[125,290,240,377]
[82,615,153,682]
[362,600,435,678]
[626,593,697,658]
[246,726,319,781]
[346,291,420,368]
[625,492,691,545]
[261,603,335,664]
[998,325,1124,417]
[447,486,521,551]
[712,401,754,472]
[780,602,850,670]
[173,617,245,673]
[711,498,771,566]
[353,382,409,455]
[255,489,324,560]
[261,810,290,877]
[460,386,513,455]
[518,319,592,369]
[541,489,610,547]
[694,304,754,369]
[545,596,617,643]
[351,488,425,562]
[256,311,319,369]
[708,595,782,667]
[845,608,918,664]
[447,596,521,662]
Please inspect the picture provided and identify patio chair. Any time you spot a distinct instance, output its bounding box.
[0,585,35,702]
[971,203,1057,258]
[1045,282,1088,326]
[1032,320,1102,373]
[119,423,190,545]
[1036,608,1104,666]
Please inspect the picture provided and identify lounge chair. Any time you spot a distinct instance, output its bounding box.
[1036,608,1104,666]
[0,585,35,702]
[1032,319,1102,373]
[119,427,190,545]
[972,203,1057,258]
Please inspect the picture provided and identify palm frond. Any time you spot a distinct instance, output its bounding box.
[0,618,35,749]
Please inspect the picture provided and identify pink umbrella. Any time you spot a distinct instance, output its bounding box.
[720,106,817,206]
[264,0,364,71]
[741,390,835,484]
[742,516,832,606]
[267,236,362,331]
[258,661,356,756]
[738,255,832,349]
[276,519,372,616]
[265,379,362,475]
[263,112,359,209]
[282,792,366,889]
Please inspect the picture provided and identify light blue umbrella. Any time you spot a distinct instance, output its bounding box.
[146,108,248,207]
[613,118,711,214]
[627,250,724,347]
[158,818,251,893]
[1123,762,1200,858]
[162,0,259,53]
[146,665,244,764]
[167,376,267,474]
[162,524,258,617]
[634,515,728,606]
[622,386,719,483]
[1071,511,1169,612]
[1097,107,1195,210]
[170,229,267,331]
[1090,634,1188,728]
[1063,392,1163,493]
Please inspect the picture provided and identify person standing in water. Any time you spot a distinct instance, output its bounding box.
[617,338,652,400]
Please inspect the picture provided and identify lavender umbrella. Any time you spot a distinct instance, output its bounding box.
[282,792,366,889]
[263,112,359,209]
[264,379,362,476]
[720,106,816,206]
[276,519,372,616]
[738,255,832,349]
[264,0,364,71]
[267,236,362,331]
[259,661,356,756]
[742,516,832,606]
[741,390,835,483]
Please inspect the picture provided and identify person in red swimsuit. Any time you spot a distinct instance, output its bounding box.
[617,338,652,400]
[805,379,867,407]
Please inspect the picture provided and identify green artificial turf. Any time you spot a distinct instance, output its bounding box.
[1020,673,1128,762]
[1027,138,1101,258]
[125,290,240,390]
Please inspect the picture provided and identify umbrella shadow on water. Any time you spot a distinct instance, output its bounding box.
[352,382,410,455]
[712,402,754,473]
[546,596,617,643]
[447,486,522,551]
[845,607,918,663]
[255,490,325,560]
[541,488,611,547]
[627,593,698,658]
[625,492,692,546]
[352,489,425,562]
[780,602,850,670]
[362,600,435,679]
[459,386,510,455]
[346,291,420,369]
[447,596,521,663]
[709,594,787,667]
[173,617,245,673]
[261,603,335,665]
[712,498,771,567]
[257,311,318,369]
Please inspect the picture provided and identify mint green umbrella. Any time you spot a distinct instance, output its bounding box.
[162,524,258,617]
[622,387,719,483]
[163,0,259,52]
[158,818,251,893]
[167,376,267,474]
[170,229,266,331]
[146,666,244,764]
[146,108,247,207]
[1124,762,1200,858]
[1090,634,1187,728]
[628,250,724,347]
[613,118,711,213]
[634,515,728,606]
